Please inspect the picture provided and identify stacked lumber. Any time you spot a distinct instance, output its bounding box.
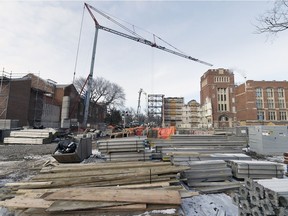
[227,160,285,179]
[97,137,151,162]
[171,153,251,165]
[0,188,182,216]
[0,161,191,215]
[234,178,288,216]
[4,129,54,144]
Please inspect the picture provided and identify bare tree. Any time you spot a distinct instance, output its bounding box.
[256,0,288,34]
[74,76,126,109]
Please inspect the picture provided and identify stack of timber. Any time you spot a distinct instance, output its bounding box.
[152,135,247,160]
[3,128,55,144]
[97,137,151,162]
[0,161,192,215]
[180,160,238,193]
[227,160,285,179]
[170,153,251,165]
[234,178,288,216]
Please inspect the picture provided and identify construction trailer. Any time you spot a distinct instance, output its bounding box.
[248,125,288,155]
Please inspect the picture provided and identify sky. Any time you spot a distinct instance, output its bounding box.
[0,1,287,112]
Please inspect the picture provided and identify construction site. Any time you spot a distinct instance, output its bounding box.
[1,2,288,216]
[0,125,288,216]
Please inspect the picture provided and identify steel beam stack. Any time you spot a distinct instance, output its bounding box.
[233,178,288,216]
[227,160,285,179]
[97,137,151,161]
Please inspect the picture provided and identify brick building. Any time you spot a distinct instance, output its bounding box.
[200,68,237,128]
[235,80,288,126]
[0,73,106,128]
[0,77,31,126]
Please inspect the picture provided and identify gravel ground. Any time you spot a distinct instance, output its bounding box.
[0,143,58,161]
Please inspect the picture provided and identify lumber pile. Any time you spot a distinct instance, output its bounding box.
[234,178,288,216]
[4,128,55,144]
[227,160,285,179]
[0,161,192,215]
[97,137,151,162]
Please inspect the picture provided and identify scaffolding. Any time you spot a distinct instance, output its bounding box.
[147,94,164,126]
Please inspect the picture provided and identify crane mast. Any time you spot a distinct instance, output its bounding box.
[82,3,212,127]
[137,88,143,118]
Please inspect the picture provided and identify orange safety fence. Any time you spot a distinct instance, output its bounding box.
[157,126,176,139]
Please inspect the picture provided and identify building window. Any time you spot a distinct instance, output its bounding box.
[217,88,228,112]
[266,88,274,98]
[256,99,263,109]
[279,99,286,109]
[257,111,265,120]
[268,111,276,120]
[256,88,262,98]
[278,88,285,98]
[214,76,230,83]
[267,99,274,109]
[279,111,287,120]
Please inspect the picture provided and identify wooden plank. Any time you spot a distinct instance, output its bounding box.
[40,161,172,173]
[5,181,53,189]
[33,166,189,181]
[46,200,130,212]
[44,188,181,205]
[100,204,146,210]
[1,197,53,209]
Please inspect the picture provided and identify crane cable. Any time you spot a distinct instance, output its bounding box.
[89,6,187,55]
[88,5,145,40]
[73,4,85,84]
[88,4,188,56]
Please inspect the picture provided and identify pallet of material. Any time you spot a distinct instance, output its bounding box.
[227,160,285,179]
[180,160,233,183]
[3,137,51,144]
[233,178,288,216]
[162,147,243,155]
[170,153,251,165]
[97,137,147,154]
[104,150,152,162]
[4,128,54,144]
[10,131,52,138]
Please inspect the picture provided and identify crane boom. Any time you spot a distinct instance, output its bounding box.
[98,25,212,66]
